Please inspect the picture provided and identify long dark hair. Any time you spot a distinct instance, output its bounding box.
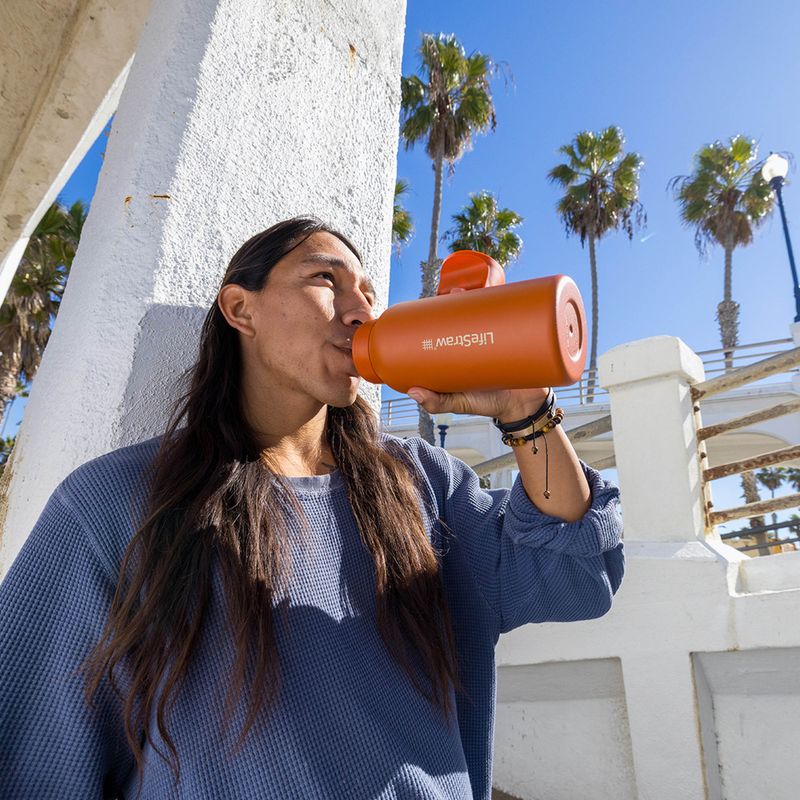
[80,217,465,790]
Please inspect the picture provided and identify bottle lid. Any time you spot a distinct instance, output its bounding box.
[437,250,505,295]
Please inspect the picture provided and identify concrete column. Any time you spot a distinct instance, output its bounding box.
[598,335,707,541]
[622,652,708,800]
[0,0,406,575]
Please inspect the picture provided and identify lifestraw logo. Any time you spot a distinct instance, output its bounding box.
[421,331,495,351]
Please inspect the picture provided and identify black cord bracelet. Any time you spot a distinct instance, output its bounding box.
[491,388,555,433]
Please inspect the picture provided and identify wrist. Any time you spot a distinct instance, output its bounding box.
[496,388,551,424]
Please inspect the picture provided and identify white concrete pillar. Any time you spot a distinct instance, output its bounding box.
[622,652,708,800]
[0,0,406,575]
[598,335,707,541]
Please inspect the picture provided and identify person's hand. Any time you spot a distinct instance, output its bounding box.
[406,385,550,423]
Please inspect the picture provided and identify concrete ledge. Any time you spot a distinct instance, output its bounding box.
[740,549,800,593]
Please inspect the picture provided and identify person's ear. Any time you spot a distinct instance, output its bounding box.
[217,284,256,338]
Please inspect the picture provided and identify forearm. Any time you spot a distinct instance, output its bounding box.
[406,382,593,522]
[498,394,591,523]
[510,424,591,522]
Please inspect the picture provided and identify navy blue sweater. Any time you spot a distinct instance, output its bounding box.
[0,432,624,799]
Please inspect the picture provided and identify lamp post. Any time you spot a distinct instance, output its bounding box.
[762,153,800,322]
[435,413,453,448]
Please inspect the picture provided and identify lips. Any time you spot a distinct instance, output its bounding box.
[332,342,358,376]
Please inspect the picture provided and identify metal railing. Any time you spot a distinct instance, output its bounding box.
[719,518,800,554]
[380,337,799,429]
[692,342,800,555]
[379,337,800,529]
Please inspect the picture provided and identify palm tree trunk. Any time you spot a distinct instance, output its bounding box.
[717,245,740,373]
[417,142,447,445]
[741,470,769,556]
[427,143,445,267]
[585,232,599,404]
[714,244,757,546]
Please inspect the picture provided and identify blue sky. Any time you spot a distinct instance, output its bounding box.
[10,0,800,537]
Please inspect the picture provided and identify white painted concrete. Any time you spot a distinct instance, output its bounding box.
[491,334,800,800]
[494,659,637,800]
[598,335,707,542]
[0,0,407,574]
[0,58,132,307]
[0,0,151,300]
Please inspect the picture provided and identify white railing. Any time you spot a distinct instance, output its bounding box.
[380,337,799,430]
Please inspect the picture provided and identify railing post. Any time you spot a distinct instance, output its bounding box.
[598,335,707,541]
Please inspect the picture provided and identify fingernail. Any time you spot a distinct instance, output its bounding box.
[408,390,423,402]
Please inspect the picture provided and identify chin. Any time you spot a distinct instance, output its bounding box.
[323,379,361,408]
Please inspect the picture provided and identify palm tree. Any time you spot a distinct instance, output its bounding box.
[444,191,523,267]
[671,136,775,547]
[756,466,786,533]
[783,468,800,552]
[737,475,768,554]
[670,136,774,372]
[0,200,86,428]
[392,179,414,255]
[784,467,800,493]
[400,32,499,443]
[548,126,645,403]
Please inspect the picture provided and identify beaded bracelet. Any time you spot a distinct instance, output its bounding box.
[496,396,565,501]
[500,408,564,448]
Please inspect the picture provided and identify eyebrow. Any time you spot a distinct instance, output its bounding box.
[301,253,376,298]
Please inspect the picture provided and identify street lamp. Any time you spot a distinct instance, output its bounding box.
[435,413,453,448]
[762,153,800,322]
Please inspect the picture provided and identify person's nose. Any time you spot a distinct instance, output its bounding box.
[341,289,376,331]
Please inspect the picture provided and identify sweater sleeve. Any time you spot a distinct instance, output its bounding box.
[398,436,624,637]
[0,487,134,798]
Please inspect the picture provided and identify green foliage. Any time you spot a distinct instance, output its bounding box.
[0,435,15,478]
[445,191,523,267]
[669,135,774,256]
[392,179,414,253]
[400,33,498,164]
[756,466,787,495]
[0,199,86,386]
[785,468,800,493]
[548,126,645,245]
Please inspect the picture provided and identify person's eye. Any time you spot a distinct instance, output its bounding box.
[315,272,335,283]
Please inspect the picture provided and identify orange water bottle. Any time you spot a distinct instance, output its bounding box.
[351,250,587,394]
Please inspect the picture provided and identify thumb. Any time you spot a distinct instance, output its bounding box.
[407,386,443,410]
[407,386,427,403]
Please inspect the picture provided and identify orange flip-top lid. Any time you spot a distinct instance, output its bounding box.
[436,250,505,295]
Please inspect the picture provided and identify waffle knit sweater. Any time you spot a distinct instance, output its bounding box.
[0,432,624,800]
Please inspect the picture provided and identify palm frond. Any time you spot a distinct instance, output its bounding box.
[549,126,645,245]
[444,190,523,267]
[669,134,776,256]
[392,179,414,252]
